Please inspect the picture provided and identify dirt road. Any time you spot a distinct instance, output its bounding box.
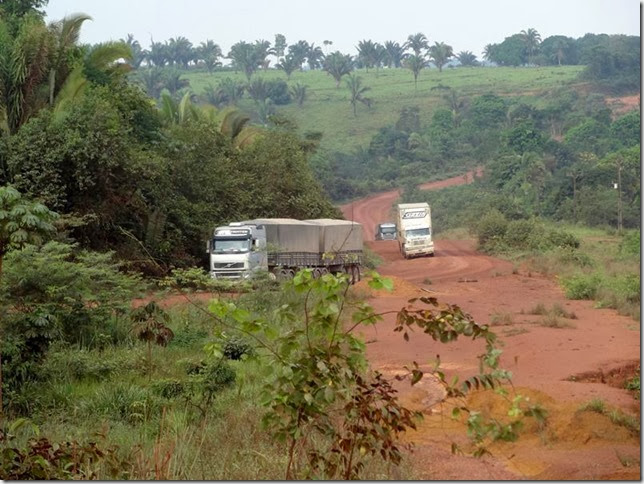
[341,173,640,480]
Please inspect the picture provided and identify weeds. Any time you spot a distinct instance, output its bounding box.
[578,399,640,436]
[489,312,514,326]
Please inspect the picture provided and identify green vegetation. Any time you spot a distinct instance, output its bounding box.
[579,399,640,436]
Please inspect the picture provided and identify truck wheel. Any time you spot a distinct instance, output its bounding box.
[350,265,361,284]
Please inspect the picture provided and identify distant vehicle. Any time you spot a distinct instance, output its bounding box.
[207,218,363,283]
[395,202,434,258]
[375,222,397,240]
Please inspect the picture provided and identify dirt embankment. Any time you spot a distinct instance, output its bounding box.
[341,172,640,480]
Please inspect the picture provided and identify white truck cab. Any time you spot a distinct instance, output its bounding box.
[208,223,267,279]
[396,203,434,258]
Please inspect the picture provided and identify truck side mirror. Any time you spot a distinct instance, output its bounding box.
[206,240,211,254]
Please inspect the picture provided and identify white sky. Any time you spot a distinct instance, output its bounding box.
[44,0,641,59]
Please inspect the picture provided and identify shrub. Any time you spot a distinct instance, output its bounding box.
[545,229,580,249]
[504,219,546,250]
[222,335,254,360]
[152,378,185,399]
[561,273,603,300]
[1,242,141,349]
[476,209,508,249]
[619,230,640,257]
[79,382,161,424]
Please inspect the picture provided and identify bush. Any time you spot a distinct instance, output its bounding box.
[222,335,254,360]
[561,273,603,300]
[79,382,161,424]
[546,229,580,249]
[0,242,141,349]
[504,219,544,250]
[619,230,640,257]
[476,209,508,249]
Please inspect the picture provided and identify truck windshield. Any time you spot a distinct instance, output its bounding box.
[406,228,430,237]
[379,226,396,234]
[213,237,251,253]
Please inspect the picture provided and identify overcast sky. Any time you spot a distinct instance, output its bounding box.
[44,0,641,59]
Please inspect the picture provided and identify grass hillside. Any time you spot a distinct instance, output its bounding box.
[182,66,585,152]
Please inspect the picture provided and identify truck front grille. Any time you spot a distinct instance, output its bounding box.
[214,262,244,269]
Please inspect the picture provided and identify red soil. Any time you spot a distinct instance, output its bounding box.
[341,172,640,480]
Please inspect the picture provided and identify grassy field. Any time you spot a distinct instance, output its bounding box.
[180,65,585,152]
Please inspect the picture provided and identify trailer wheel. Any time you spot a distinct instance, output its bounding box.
[286,269,296,279]
[313,268,322,279]
[276,268,289,281]
[320,267,329,276]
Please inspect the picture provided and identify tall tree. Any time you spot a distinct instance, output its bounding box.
[356,39,378,71]
[403,54,426,91]
[198,39,222,73]
[520,28,541,65]
[288,40,309,70]
[167,36,193,69]
[306,43,324,70]
[147,40,168,67]
[345,74,371,116]
[121,33,145,68]
[384,41,405,68]
[274,33,286,59]
[254,39,274,70]
[228,41,261,80]
[404,32,428,57]
[428,41,453,72]
[323,51,354,87]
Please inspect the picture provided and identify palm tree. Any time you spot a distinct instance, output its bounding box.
[121,33,145,68]
[160,69,190,96]
[323,51,354,87]
[357,39,378,71]
[428,42,453,72]
[323,39,333,54]
[287,40,309,70]
[346,74,371,116]
[199,40,222,73]
[148,40,169,67]
[403,55,426,91]
[137,67,164,98]
[483,43,496,63]
[384,41,406,68]
[246,77,269,104]
[254,39,274,70]
[217,77,245,105]
[306,43,324,70]
[228,41,261,80]
[520,28,541,65]
[404,32,428,57]
[443,89,467,127]
[456,50,478,67]
[277,54,299,80]
[289,82,307,106]
[167,36,193,69]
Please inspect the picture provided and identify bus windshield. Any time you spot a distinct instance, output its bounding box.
[213,237,251,253]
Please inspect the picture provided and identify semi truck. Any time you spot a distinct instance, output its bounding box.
[396,202,434,258]
[375,222,397,240]
[207,218,363,283]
